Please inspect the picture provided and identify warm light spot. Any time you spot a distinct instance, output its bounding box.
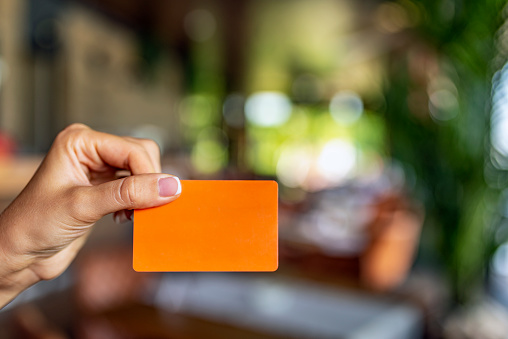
[276,144,313,188]
[317,139,357,184]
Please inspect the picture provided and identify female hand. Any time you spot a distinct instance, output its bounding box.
[0,123,181,307]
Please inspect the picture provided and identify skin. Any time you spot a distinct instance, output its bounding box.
[0,123,180,308]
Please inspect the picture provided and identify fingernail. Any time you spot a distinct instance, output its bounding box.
[158,176,181,197]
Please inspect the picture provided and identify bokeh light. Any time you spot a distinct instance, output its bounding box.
[428,89,459,122]
[317,139,357,185]
[428,76,459,122]
[191,127,228,174]
[329,91,364,126]
[245,91,292,127]
[276,143,313,188]
[180,94,220,144]
[493,243,508,277]
[492,64,508,161]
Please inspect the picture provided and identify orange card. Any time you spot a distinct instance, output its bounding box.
[133,180,278,272]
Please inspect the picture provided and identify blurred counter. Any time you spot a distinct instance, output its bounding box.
[0,271,424,339]
[0,156,43,203]
[152,273,423,339]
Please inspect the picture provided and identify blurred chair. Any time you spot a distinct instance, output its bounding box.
[362,193,423,291]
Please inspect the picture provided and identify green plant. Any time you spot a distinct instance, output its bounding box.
[383,0,506,303]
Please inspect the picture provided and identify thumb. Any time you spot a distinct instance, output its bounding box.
[78,174,181,221]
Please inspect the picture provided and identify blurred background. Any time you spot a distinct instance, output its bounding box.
[0,0,508,338]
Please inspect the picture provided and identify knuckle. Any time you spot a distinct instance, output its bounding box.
[117,176,138,208]
[66,123,90,131]
[143,138,159,149]
[143,139,160,154]
[55,123,90,144]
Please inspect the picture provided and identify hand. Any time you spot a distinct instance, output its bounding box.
[0,123,181,307]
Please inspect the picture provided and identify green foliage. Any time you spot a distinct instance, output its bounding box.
[246,105,385,176]
[384,0,506,303]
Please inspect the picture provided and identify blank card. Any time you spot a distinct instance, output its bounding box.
[133,180,278,272]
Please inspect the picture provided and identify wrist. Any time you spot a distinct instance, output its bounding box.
[0,213,40,308]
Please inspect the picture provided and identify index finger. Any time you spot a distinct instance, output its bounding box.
[55,124,157,175]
